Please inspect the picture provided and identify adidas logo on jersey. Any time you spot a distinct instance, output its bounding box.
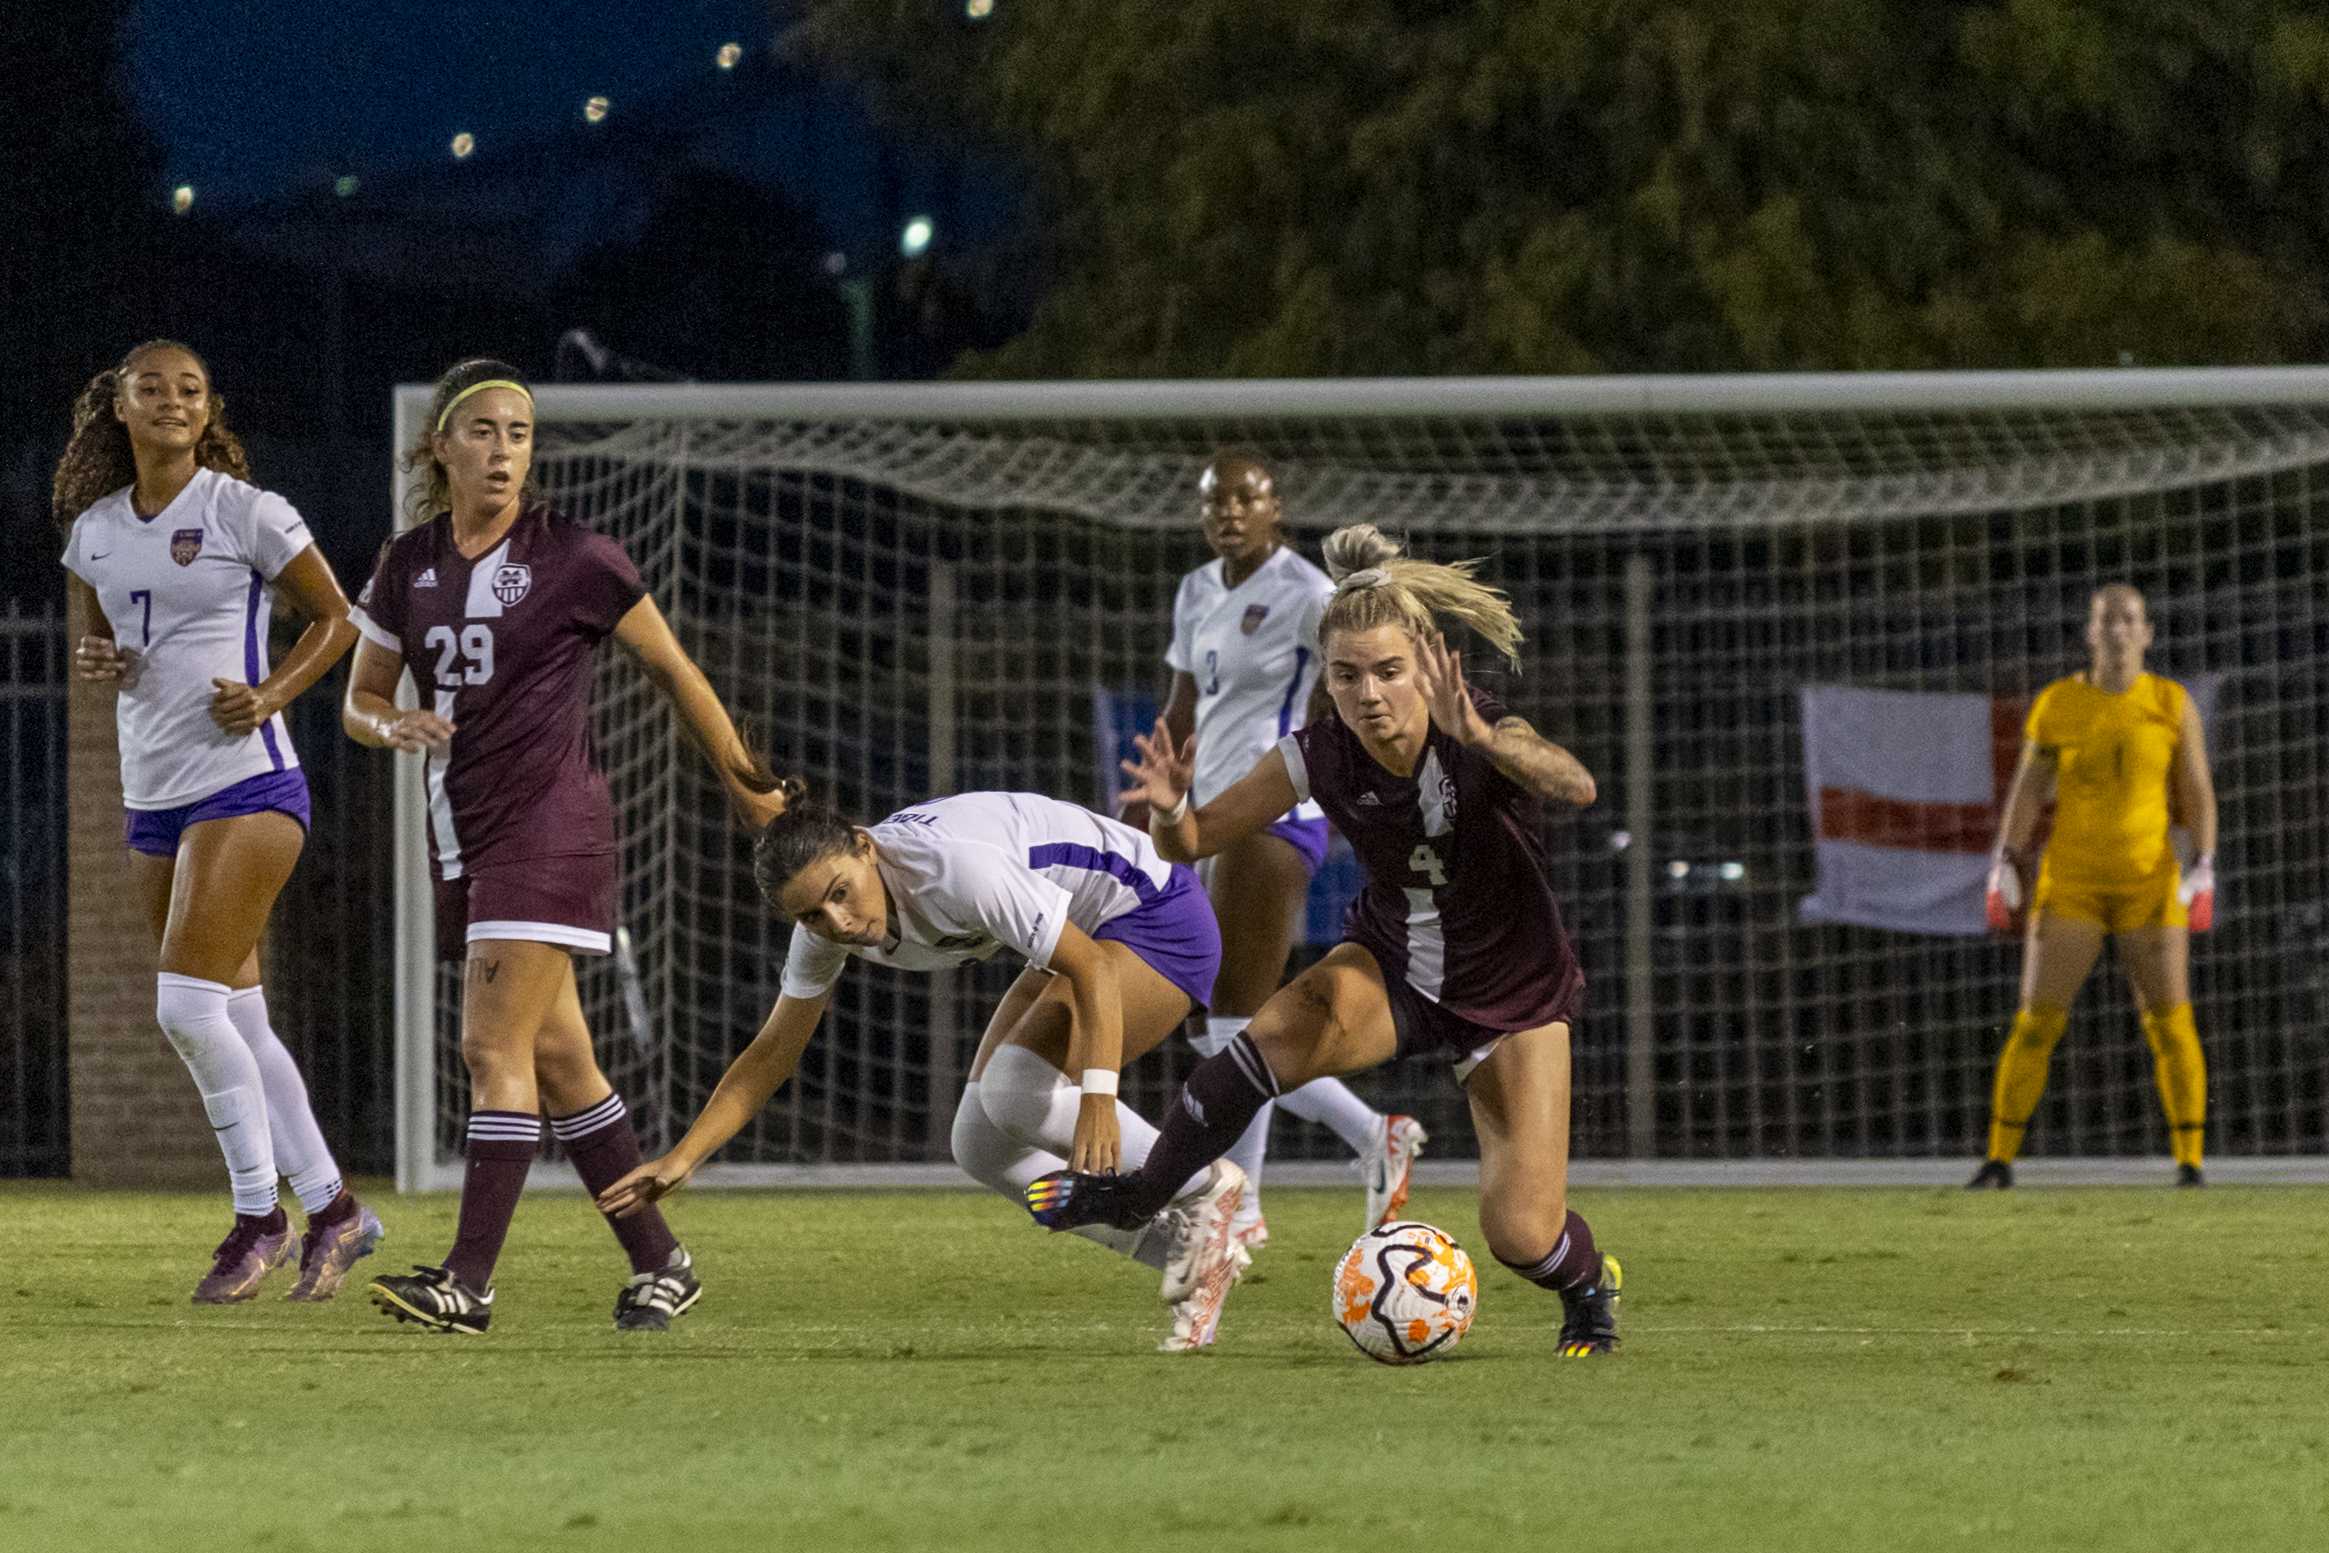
[1355,791,1382,806]
[415,567,438,589]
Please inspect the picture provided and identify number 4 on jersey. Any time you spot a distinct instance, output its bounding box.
[1409,843,1448,886]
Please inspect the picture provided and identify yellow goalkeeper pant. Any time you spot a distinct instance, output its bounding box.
[1986,1005,2069,1164]
[2142,1002,2206,1169]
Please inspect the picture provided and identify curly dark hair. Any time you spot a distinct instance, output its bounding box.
[401,357,542,521]
[51,340,251,531]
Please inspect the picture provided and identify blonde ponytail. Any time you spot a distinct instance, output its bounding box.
[1317,524,1523,667]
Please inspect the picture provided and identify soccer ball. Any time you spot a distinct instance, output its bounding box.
[1332,1221,1478,1364]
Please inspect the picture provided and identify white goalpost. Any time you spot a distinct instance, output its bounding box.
[391,370,2329,1192]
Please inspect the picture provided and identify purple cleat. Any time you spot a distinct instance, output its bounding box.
[286,1197,386,1303]
[192,1208,295,1304]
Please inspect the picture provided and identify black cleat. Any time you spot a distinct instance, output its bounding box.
[1557,1254,1622,1357]
[368,1264,492,1335]
[1966,1159,2014,1191]
[613,1246,702,1331]
[1025,1170,1149,1232]
[2175,1164,2205,1189]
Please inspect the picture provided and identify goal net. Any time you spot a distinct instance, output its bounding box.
[391,373,2329,1189]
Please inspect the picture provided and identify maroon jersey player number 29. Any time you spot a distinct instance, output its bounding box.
[344,359,782,1338]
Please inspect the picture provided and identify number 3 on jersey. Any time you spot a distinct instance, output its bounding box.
[425,623,495,686]
[1409,843,1448,887]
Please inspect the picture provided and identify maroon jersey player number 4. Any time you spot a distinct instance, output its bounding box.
[1027,523,1622,1361]
[1279,682,1585,1046]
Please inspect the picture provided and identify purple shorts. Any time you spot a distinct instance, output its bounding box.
[434,852,617,961]
[1264,814,1331,876]
[124,769,311,858]
[1092,863,1221,1010]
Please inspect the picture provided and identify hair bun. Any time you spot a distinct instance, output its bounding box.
[1322,523,1403,582]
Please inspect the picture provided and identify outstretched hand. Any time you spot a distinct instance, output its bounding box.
[597,1154,694,1219]
[1117,718,1196,816]
[1415,634,1494,747]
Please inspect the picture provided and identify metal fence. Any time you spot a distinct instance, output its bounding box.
[0,608,68,1175]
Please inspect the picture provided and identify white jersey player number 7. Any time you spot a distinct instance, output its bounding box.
[60,466,311,808]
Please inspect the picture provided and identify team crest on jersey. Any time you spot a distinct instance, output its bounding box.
[1240,604,1271,635]
[169,528,204,566]
[490,563,532,606]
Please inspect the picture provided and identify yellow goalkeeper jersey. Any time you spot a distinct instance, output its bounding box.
[2027,672,2187,883]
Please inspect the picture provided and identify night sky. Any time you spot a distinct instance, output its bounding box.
[126,0,782,201]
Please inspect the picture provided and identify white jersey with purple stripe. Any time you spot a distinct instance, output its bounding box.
[780,792,1177,999]
[59,468,310,808]
[1166,545,1331,814]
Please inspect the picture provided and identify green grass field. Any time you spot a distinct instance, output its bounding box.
[3,1179,2326,1553]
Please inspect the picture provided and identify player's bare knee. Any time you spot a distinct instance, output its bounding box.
[458,1026,530,1086]
[1243,1015,1307,1090]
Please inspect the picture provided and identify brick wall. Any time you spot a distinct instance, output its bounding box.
[67,584,217,1187]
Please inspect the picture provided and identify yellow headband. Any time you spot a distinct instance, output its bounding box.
[435,379,533,434]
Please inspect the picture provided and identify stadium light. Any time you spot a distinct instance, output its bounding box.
[450,132,476,159]
[900,216,935,258]
[966,0,995,17]
[170,185,194,214]
[716,42,742,69]
[335,175,360,198]
[584,96,610,124]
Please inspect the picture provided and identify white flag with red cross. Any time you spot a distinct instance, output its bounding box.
[1797,678,2219,937]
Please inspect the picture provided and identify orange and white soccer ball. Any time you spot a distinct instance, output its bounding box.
[1332,1220,1478,1364]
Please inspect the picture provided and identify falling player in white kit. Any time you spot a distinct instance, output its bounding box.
[598,787,1250,1351]
[52,340,384,1303]
[1139,453,1423,1249]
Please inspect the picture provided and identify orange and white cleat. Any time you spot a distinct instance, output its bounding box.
[1364,1115,1428,1230]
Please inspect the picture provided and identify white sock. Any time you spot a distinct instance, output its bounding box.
[1279,1077,1382,1156]
[1190,1014,1245,1059]
[225,986,343,1215]
[1197,1017,1272,1212]
[952,1083,1164,1270]
[1221,1102,1272,1217]
[979,1045,1163,1169]
[157,973,277,1216]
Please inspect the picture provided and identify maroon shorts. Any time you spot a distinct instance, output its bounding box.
[434,853,617,962]
[1382,970,1584,1085]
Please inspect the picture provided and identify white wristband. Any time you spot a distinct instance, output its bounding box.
[1161,790,1191,825]
[1079,1069,1119,1098]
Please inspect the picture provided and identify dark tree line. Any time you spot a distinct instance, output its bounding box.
[794,0,2329,376]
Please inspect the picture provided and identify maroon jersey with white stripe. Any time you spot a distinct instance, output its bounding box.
[352,506,645,879]
[1277,688,1583,1032]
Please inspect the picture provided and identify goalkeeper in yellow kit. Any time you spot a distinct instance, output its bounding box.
[1970,585,2218,1189]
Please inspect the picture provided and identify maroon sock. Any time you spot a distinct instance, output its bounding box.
[309,1187,358,1227]
[1497,1210,1604,1295]
[443,1111,539,1289]
[550,1093,678,1275]
[1122,1031,1280,1221]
